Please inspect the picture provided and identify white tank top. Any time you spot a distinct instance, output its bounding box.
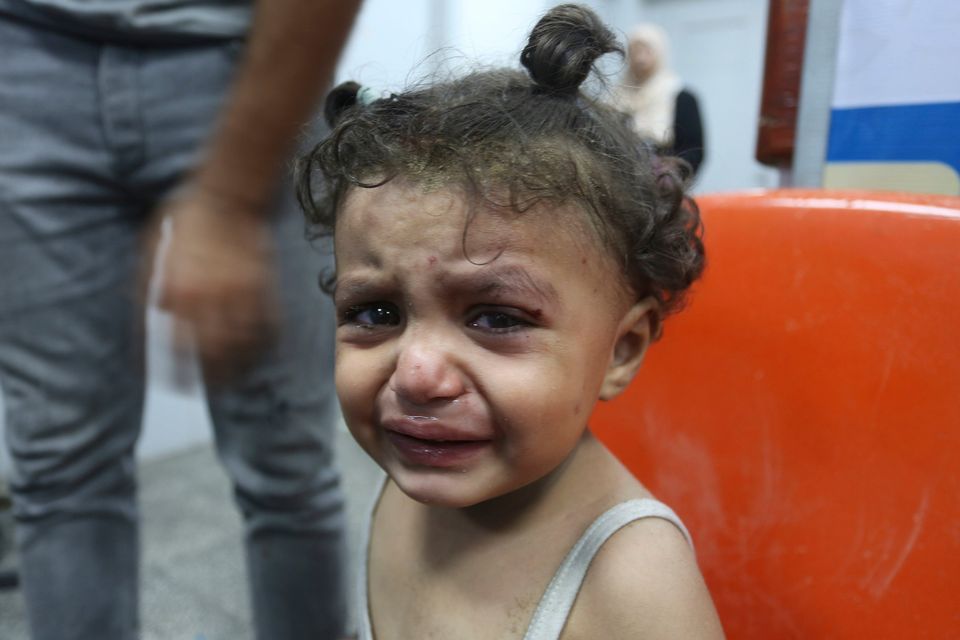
[356,475,693,640]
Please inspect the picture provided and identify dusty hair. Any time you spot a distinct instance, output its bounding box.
[296,3,704,330]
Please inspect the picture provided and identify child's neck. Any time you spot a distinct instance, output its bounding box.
[410,430,633,548]
[374,430,645,600]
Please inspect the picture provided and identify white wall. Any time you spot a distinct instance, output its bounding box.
[632,0,780,193]
[337,0,777,194]
[334,0,437,91]
[335,0,554,90]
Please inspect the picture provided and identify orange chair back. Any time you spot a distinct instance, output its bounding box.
[591,190,960,639]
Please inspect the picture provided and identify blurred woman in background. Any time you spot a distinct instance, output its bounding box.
[614,23,706,179]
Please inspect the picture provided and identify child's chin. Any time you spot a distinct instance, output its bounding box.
[390,467,501,509]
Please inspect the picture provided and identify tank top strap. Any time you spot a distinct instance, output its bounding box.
[522,498,693,640]
[357,472,389,640]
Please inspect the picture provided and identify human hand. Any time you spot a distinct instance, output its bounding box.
[154,191,279,385]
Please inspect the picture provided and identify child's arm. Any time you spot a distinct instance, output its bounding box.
[569,518,725,639]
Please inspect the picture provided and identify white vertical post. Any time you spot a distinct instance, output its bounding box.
[427,0,450,73]
[792,0,844,187]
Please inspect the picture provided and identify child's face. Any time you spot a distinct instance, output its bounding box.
[333,181,650,508]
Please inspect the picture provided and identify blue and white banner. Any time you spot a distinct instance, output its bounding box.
[824,0,960,195]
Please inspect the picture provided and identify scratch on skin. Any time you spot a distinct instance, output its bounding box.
[867,489,931,599]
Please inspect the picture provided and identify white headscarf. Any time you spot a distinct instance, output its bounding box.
[613,23,683,146]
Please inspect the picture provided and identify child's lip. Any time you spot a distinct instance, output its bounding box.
[379,416,494,443]
[383,431,492,468]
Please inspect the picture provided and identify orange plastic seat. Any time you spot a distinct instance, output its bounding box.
[591,190,960,639]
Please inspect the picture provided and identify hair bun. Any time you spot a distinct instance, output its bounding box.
[324,81,362,127]
[520,3,621,96]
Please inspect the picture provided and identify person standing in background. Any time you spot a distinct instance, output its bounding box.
[0,1,360,639]
[614,23,706,178]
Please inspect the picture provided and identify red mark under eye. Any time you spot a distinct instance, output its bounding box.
[427,256,437,266]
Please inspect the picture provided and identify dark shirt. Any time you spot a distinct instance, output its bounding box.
[672,89,705,178]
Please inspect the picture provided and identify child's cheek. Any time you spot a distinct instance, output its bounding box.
[334,353,371,417]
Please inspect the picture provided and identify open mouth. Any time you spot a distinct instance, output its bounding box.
[385,431,492,468]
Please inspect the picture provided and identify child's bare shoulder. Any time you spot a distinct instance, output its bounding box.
[566,515,724,639]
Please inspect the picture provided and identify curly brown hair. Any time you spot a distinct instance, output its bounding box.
[296,3,704,331]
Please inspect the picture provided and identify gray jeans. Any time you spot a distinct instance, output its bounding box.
[0,16,346,640]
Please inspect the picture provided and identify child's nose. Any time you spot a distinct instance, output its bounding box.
[389,336,465,406]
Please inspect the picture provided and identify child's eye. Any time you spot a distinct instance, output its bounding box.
[466,309,530,333]
[343,302,401,328]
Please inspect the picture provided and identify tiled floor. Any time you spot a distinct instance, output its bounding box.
[0,429,380,640]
